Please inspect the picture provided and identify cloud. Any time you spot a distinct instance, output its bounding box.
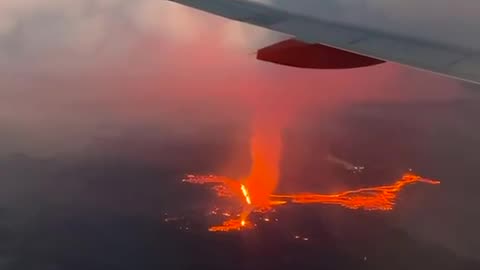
[2,0,480,52]
[0,1,464,158]
[130,0,205,41]
[0,0,285,71]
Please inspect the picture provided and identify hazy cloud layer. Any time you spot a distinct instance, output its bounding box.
[0,0,284,71]
[2,0,478,67]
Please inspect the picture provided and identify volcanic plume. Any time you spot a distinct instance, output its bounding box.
[241,118,282,214]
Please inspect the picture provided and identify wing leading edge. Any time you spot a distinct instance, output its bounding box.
[169,0,480,84]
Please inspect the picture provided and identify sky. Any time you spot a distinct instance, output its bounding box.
[0,1,480,269]
[0,0,467,157]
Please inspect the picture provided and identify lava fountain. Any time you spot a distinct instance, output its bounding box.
[239,118,283,220]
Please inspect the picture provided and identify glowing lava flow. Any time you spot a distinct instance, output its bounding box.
[183,172,440,231]
[270,173,440,210]
[208,218,252,232]
[183,176,255,232]
[182,111,439,232]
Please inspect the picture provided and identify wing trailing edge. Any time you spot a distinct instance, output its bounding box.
[169,0,480,84]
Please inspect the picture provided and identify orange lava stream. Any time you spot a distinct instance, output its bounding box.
[270,173,440,210]
[183,174,242,198]
[208,218,252,232]
[183,107,439,232]
[183,172,440,231]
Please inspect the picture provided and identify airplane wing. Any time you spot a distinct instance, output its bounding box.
[168,0,480,84]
